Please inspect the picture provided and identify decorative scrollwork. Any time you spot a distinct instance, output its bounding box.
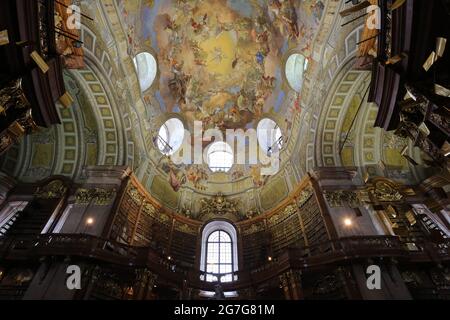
[176,223,197,235]
[0,79,30,114]
[297,186,314,207]
[371,181,403,202]
[324,190,362,208]
[35,180,67,199]
[128,187,144,205]
[143,202,157,217]
[75,188,117,205]
[199,193,239,218]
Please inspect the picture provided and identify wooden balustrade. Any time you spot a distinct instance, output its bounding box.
[2,233,448,293]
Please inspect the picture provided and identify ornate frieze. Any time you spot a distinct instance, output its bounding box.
[324,190,362,208]
[35,180,67,199]
[269,204,297,224]
[296,186,314,207]
[199,193,239,219]
[175,223,198,235]
[143,202,157,217]
[75,187,117,205]
[242,222,265,235]
[128,187,144,205]
[371,181,403,202]
[0,79,30,114]
[1,111,38,155]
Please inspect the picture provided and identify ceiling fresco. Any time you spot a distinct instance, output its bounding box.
[5,0,420,220]
[117,0,325,131]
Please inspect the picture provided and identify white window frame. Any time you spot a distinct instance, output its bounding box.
[200,221,238,282]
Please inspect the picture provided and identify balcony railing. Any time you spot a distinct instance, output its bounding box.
[2,233,449,292]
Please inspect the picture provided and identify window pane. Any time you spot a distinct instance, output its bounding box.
[219,231,231,243]
[207,142,233,172]
[207,243,219,264]
[208,231,220,242]
[220,264,232,274]
[205,229,234,282]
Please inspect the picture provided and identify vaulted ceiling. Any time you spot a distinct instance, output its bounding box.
[0,0,427,221]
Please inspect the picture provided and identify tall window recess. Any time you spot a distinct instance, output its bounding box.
[0,201,28,237]
[200,221,238,283]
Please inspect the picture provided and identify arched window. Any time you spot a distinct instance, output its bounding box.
[285,53,308,92]
[133,52,157,92]
[205,231,233,282]
[200,221,238,283]
[156,118,185,155]
[257,118,283,155]
[207,142,234,172]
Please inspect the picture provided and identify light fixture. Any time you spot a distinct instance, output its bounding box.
[268,256,273,262]
[86,218,94,225]
[344,218,353,227]
[167,256,172,261]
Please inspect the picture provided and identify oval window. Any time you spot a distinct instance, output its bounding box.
[285,53,308,92]
[133,52,157,92]
[156,118,185,155]
[257,118,283,155]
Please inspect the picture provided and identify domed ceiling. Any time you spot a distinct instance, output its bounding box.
[4,1,420,222]
[116,0,325,187]
[121,0,323,131]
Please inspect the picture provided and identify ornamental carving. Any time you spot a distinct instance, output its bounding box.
[297,186,314,207]
[429,113,449,133]
[269,204,297,224]
[313,274,339,295]
[401,271,422,288]
[324,190,362,208]
[75,188,117,205]
[17,110,38,133]
[244,208,261,220]
[35,180,67,199]
[242,222,264,235]
[176,223,198,235]
[0,79,30,113]
[199,193,239,218]
[1,111,38,155]
[143,202,157,217]
[0,131,15,155]
[128,187,144,205]
[371,181,403,202]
